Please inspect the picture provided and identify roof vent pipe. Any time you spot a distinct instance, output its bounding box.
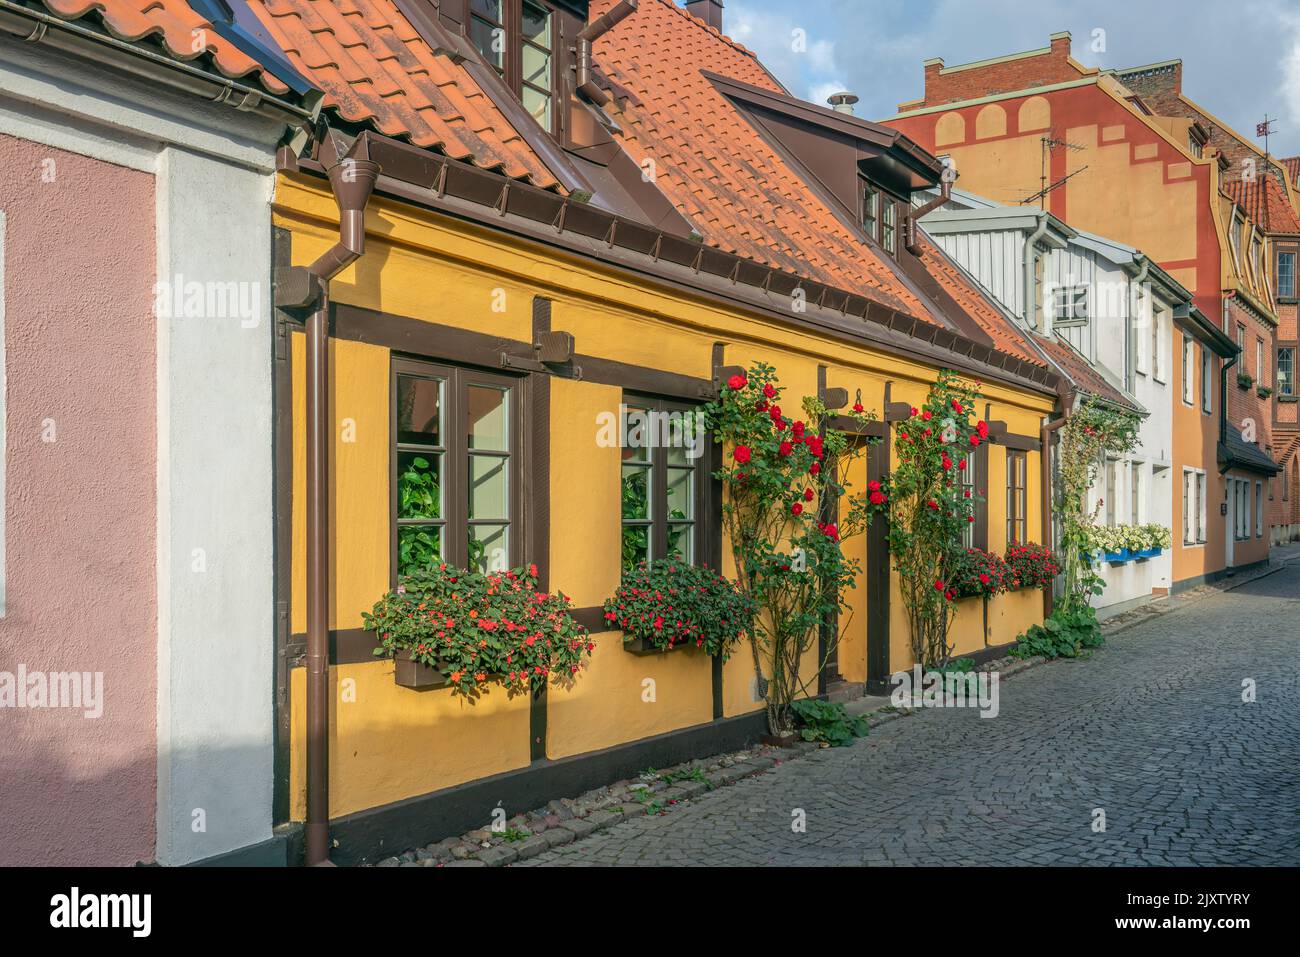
[576,0,637,107]
[684,0,724,30]
[827,91,859,115]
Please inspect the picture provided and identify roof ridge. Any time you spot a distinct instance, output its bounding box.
[642,0,763,63]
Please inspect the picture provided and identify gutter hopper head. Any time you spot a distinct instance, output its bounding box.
[828,91,859,115]
[327,158,381,213]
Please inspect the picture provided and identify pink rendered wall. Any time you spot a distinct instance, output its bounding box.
[0,133,157,865]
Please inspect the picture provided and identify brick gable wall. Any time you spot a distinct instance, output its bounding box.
[919,35,1085,108]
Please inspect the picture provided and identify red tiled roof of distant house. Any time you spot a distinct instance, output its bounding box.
[591,0,930,318]
[246,0,558,187]
[40,0,291,93]
[1223,173,1300,235]
[1280,157,1300,191]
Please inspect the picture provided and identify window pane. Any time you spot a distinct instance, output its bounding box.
[1279,348,1293,395]
[522,85,552,129]
[522,1,551,46]
[621,464,651,520]
[397,375,443,446]
[398,525,442,577]
[467,385,509,451]
[667,466,694,520]
[397,451,442,519]
[622,525,649,571]
[522,43,551,91]
[667,524,693,563]
[471,0,502,17]
[666,412,702,465]
[469,453,509,521]
[468,523,509,573]
[622,408,651,461]
[470,18,504,69]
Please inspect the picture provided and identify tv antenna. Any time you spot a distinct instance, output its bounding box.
[1026,130,1085,208]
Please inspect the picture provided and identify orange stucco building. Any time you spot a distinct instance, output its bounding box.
[887,32,1279,587]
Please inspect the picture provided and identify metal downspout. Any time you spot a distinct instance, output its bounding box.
[576,0,637,106]
[1024,213,1050,330]
[1041,401,1071,618]
[302,144,380,867]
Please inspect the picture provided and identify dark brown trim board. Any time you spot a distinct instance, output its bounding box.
[324,709,769,866]
[272,227,296,828]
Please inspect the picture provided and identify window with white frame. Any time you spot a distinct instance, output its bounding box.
[1201,345,1212,414]
[1152,306,1165,382]
[1278,250,1296,299]
[1257,337,1265,386]
[1105,459,1117,526]
[1279,347,1294,396]
[1130,461,1142,524]
[1182,334,1194,404]
[1183,468,1206,545]
[1256,481,1263,537]
[1052,285,1089,328]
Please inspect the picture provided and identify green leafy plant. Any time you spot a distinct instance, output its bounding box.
[604,559,755,658]
[363,563,593,697]
[1011,605,1103,659]
[501,826,530,843]
[858,370,987,668]
[705,363,879,735]
[1237,372,1254,389]
[397,456,441,575]
[1257,385,1273,399]
[790,698,869,747]
[1055,399,1140,611]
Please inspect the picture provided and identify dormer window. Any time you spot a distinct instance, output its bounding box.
[861,181,879,236]
[859,177,900,258]
[468,0,558,131]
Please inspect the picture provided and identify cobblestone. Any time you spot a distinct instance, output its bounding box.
[525,564,1300,866]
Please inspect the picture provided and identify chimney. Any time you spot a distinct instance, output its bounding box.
[827,92,859,115]
[684,0,723,31]
[1049,31,1071,59]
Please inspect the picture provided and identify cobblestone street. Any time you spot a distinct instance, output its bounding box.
[524,564,1300,867]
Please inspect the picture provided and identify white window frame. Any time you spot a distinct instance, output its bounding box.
[1182,468,1207,547]
[1201,345,1212,415]
[1256,481,1263,538]
[1182,334,1194,405]
[1152,306,1166,382]
[1256,337,1265,387]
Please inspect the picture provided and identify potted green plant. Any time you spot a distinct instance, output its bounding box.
[1237,371,1254,390]
[1258,385,1273,399]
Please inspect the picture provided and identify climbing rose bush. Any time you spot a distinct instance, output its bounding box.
[705,362,878,735]
[603,560,756,659]
[859,369,986,668]
[363,563,592,697]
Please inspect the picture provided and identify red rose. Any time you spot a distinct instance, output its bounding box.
[793,420,806,435]
[934,580,944,591]
[927,499,938,510]
[733,445,751,464]
[810,462,821,475]
[969,435,980,447]
[952,400,964,413]
[941,456,953,471]
[728,374,747,390]
[779,441,793,456]
[869,490,886,505]
[763,383,777,398]
[911,406,919,416]
[769,405,782,420]
[945,590,956,601]
[979,573,990,585]
[868,480,881,492]
[977,420,989,438]
[755,400,768,412]
[959,459,967,469]
[804,488,815,501]
[853,402,864,413]
[791,502,803,516]
[922,410,932,421]
[967,516,975,523]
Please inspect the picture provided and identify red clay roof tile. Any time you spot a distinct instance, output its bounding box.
[245,0,559,187]
[592,0,929,317]
[39,0,292,93]
[1223,173,1300,235]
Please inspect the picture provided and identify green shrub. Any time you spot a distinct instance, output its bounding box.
[1011,605,1102,660]
[791,698,868,747]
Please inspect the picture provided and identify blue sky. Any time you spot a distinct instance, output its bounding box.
[713,0,1300,158]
